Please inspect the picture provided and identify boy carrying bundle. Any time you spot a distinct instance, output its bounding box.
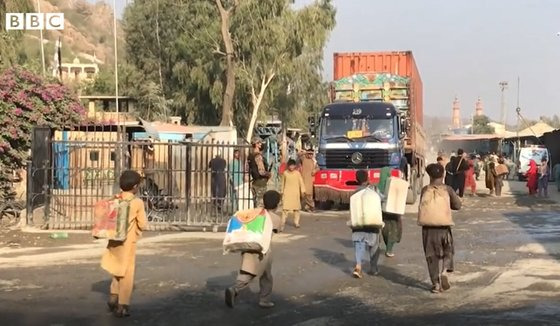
[349,170,383,278]
[418,163,462,293]
[224,190,282,309]
[98,170,148,317]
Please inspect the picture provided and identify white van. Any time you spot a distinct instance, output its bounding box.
[517,146,549,180]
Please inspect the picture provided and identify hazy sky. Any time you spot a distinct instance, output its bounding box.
[102,0,560,122]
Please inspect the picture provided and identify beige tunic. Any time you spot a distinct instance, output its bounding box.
[301,156,318,195]
[100,192,148,277]
[282,170,305,210]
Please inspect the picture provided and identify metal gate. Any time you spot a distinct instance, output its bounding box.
[28,132,252,230]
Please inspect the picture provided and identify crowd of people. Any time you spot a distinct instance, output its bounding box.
[437,149,555,198]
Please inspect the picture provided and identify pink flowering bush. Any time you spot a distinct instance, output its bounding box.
[0,67,86,200]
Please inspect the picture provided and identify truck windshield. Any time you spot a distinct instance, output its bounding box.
[321,117,394,141]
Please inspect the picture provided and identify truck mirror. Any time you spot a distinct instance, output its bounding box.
[308,115,318,137]
[308,116,316,129]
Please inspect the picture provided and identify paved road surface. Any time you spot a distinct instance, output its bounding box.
[1,180,560,325]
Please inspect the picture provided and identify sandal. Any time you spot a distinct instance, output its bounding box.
[352,267,363,279]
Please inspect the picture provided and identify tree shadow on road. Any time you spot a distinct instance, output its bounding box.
[3,283,558,326]
[91,279,111,295]
[379,265,431,291]
[312,247,430,291]
[334,238,354,248]
[311,248,353,274]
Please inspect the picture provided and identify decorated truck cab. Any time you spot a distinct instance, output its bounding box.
[313,51,425,206]
[314,102,406,204]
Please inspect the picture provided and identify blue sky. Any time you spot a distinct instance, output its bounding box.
[99,0,560,122]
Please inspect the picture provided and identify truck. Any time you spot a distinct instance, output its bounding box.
[312,51,426,206]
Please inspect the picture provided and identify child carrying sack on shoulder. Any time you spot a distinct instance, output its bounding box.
[418,185,454,226]
[92,195,134,241]
[223,208,273,255]
[350,186,384,228]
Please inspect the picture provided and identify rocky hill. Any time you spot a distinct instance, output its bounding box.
[24,0,124,69]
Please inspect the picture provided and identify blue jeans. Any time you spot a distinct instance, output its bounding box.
[538,175,549,197]
[354,238,381,272]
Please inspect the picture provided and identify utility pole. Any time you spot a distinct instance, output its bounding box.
[498,81,508,154]
[37,0,46,77]
[112,0,121,192]
[499,81,508,129]
[515,78,521,162]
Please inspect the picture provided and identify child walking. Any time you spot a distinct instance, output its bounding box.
[351,170,382,278]
[100,170,148,317]
[418,164,461,293]
[280,159,306,231]
[225,190,281,308]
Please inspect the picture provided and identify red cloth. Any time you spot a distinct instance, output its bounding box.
[279,162,287,175]
[526,159,538,195]
[464,159,476,193]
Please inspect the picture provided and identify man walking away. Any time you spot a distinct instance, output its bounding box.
[495,157,509,197]
[450,149,469,197]
[247,137,270,207]
[209,151,227,213]
[538,158,549,197]
[350,170,382,278]
[225,191,281,309]
[418,164,461,293]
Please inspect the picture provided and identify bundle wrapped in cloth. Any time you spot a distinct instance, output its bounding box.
[92,195,132,241]
[223,208,273,255]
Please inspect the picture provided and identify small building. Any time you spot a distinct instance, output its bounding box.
[55,57,99,82]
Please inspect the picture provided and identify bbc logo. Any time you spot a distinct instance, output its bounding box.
[5,13,64,30]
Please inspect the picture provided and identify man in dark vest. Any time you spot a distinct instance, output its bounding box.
[247,137,270,207]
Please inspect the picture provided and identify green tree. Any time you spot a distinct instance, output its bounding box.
[472,115,495,134]
[234,0,335,141]
[123,0,335,133]
[0,0,33,70]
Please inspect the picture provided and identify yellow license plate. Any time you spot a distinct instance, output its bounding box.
[346,130,363,139]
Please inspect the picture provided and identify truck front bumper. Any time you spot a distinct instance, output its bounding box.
[313,168,401,204]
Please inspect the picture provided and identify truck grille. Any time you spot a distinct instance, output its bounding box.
[325,149,390,169]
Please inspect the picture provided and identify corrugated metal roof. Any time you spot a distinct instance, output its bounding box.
[442,134,502,141]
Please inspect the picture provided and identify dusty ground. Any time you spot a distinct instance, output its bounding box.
[1,180,560,325]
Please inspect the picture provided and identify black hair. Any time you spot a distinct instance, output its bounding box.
[436,156,443,162]
[426,163,444,179]
[120,170,142,191]
[263,190,281,210]
[287,159,297,166]
[457,149,464,155]
[355,170,369,184]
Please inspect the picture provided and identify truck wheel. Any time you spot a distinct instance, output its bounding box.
[406,172,418,204]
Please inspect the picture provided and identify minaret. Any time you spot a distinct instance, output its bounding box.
[452,96,461,129]
[475,97,484,116]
